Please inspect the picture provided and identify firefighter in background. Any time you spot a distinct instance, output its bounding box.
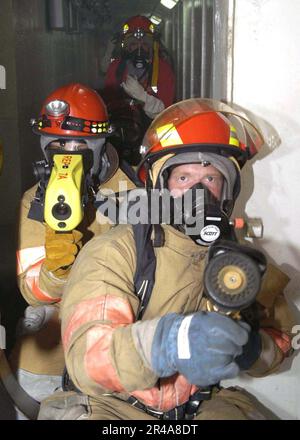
[103,15,175,164]
[9,83,135,417]
[39,99,294,420]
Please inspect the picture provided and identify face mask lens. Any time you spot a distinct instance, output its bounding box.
[45,141,93,173]
[46,140,87,151]
[200,173,224,202]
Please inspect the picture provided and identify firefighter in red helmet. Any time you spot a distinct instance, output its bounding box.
[103,15,175,164]
[17,83,127,306]
[38,99,294,420]
[9,83,135,418]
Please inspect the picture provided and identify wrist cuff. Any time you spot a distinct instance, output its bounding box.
[235,330,262,370]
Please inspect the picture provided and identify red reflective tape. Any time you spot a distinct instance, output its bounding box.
[63,295,134,350]
[63,296,134,390]
[132,375,198,412]
[85,325,124,392]
[263,328,292,356]
[25,260,61,303]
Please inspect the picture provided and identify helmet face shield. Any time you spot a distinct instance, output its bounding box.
[138,98,264,179]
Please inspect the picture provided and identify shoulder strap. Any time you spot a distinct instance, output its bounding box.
[119,159,143,188]
[132,223,157,320]
[95,189,159,320]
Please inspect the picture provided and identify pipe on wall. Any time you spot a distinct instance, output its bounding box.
[165,0,232,101]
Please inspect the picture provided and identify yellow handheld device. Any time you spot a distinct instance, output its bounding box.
[44,154,84,231]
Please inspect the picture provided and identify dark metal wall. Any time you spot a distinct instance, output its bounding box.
[161,0,230,101]
[0,0,231,228]
[0,0,105,227]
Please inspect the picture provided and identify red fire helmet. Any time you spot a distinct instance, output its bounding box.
[137,98,264,186]
[32,83,111,138]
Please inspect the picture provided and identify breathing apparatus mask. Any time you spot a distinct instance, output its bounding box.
[127,47,151,70]
[156,152,237,246]
[170,181,234,246]
[124,34,153,70]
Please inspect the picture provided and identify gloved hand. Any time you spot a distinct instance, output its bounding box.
[121,75,147,102]
[16,305,56,336]
[151,312,252,386]
[235,328,262,370]
[121,75,165,119]
[143,93,165,119]
[44,226,83,278]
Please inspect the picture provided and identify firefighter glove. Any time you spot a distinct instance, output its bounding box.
[121,75,147,102]
[44,225,83,278]
[151,311,250,386]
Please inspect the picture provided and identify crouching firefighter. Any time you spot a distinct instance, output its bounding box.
[9,83,136,418]
[38,99,295,420]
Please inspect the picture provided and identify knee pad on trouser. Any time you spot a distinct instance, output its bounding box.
[38,391,91,420]
[196,387,267,420]
[14,369,62,420]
